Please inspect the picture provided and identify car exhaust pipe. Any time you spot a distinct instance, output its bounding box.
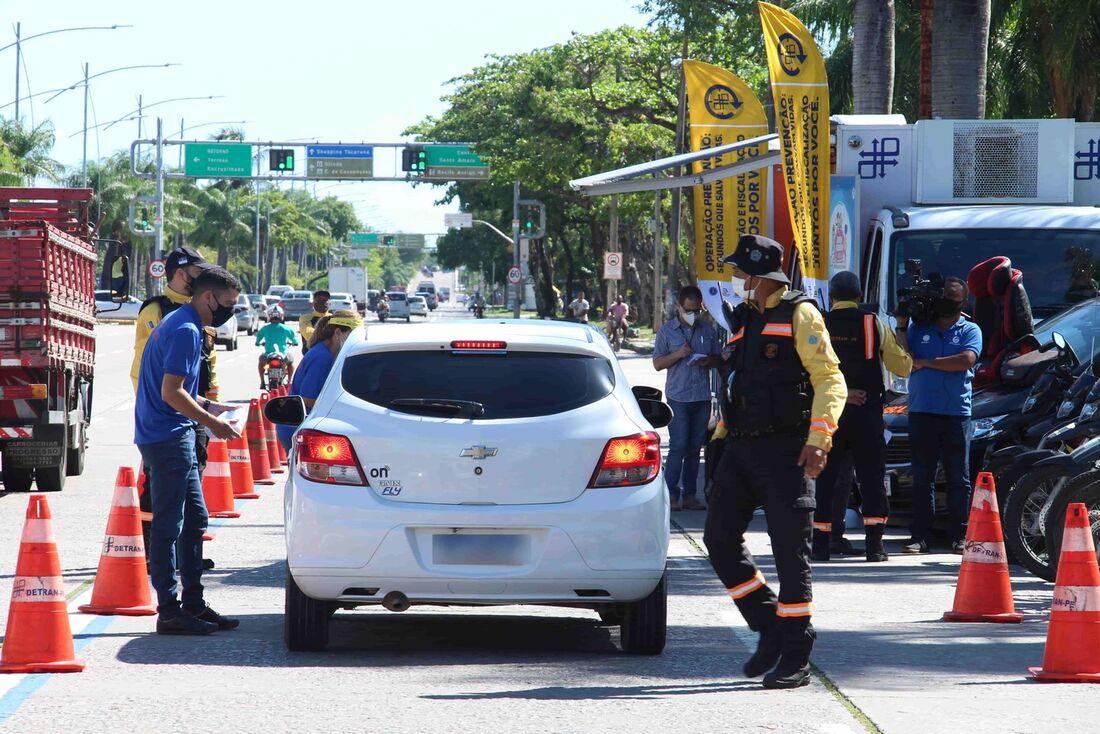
[382,591,410,612]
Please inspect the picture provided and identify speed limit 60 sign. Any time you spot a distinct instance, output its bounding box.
[603,252,623,280]
[148,259,166,279]
[507,266,523,285]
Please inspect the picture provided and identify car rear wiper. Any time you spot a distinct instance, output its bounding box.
[390,398,485,418]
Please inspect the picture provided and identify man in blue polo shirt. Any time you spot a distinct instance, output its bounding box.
[902,276,983,554]
[136,267,243,635]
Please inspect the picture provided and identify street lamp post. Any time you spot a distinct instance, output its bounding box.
[3,23,132,122]
[43,62,178,186]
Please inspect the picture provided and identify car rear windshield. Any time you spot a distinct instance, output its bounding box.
[341,350,615,419]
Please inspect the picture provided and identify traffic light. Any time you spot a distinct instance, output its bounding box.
[401,146,427,174]
[140,207,150,230]
[270,149,295,171]
[383,235,396,246]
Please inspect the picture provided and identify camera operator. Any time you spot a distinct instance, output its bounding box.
[900,276,982,555]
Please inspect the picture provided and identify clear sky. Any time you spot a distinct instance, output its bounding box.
[3,0,650,237]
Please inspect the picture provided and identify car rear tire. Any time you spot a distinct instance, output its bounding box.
[619,572,666,655]
[228,335,238,351]
[1,459,34,492]
[406,316,411,323]
[285,565,331,651]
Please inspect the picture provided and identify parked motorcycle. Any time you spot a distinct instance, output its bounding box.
[1000,334,1100,580]
[1042,457,1100,576]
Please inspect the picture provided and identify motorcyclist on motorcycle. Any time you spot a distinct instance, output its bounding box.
[376,296,390,321]
[255,307,299,388]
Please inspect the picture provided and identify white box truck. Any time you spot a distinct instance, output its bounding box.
[328,266,368,310]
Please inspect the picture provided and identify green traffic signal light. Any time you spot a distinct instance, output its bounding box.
[141,207,150,230]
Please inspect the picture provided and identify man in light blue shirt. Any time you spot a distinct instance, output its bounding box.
[902,277,983,554]
[653,285,722,510]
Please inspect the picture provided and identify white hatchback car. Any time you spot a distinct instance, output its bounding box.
[269,321,672,653]
[407,294,428,317]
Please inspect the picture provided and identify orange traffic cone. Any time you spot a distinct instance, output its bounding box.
[79,467,156,616]
[274,390,289,466]
[247,398,275,486]
[201,437,240,519]
[259,392,284,475]
[1030,502,1100,682]
[0,496,84,673]
[943,472,1023,623]
[228,433,260,499]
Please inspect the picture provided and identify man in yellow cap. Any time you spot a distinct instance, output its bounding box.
[704,234,847,689]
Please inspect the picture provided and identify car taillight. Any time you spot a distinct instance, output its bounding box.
[279,301,286,309]
[296,429,367,486]
[589,432,661,488]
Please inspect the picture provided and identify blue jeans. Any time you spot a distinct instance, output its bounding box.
[138,428,208,617]
[665,399,711,499]
[909,413,973,543]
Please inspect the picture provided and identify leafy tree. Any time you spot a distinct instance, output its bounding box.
[0,119,62,183]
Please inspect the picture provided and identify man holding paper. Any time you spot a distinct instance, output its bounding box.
[653,285,723,510]
[135,267,244,636]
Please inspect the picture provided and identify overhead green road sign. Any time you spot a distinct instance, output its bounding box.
[425,145,490,181]
[349,232,379,245]
[184,143,253,177]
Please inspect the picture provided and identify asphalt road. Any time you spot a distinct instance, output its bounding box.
[0,301,1093,732]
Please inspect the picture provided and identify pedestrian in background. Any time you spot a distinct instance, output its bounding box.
[903,277,981,554]
[277,310,363,452]
[135,267,244,635]
[653,285,722,511]
[567,290,590,323]
[813,271,912,563]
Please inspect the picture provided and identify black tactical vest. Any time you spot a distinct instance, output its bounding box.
[723,291,815,435]
[141,295,214,396]
[825,306,884,398]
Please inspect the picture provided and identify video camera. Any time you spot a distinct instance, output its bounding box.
[896,259,945,323]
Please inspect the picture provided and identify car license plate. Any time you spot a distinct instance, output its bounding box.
[432,534,529,566]
[269,368,283,380]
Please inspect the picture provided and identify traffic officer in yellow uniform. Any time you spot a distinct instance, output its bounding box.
[813,271,912,563]
[130,247,219,563]
[299,289,330,353]
[705,234,846,689]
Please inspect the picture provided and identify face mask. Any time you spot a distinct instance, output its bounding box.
[680,310,697,327]
[730,277,749,302]
[208,297,235,328]
[933,298,964,318]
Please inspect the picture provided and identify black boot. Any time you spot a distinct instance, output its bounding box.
[865,525,889,562]
[763,622,815,689]
[811,530,830,562]
[742,625,783,678]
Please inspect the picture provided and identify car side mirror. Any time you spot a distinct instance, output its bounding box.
[632,385,663,402]
[104,255,131,302]
[265,395,306,426]
[638,398,673,429]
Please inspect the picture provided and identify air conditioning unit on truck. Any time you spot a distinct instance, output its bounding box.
[0,188,127,492]
[829,117,1100,333]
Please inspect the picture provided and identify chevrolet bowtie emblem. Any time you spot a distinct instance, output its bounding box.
[460,445,498,460]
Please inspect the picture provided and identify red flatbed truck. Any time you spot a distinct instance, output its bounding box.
[0,188,118,492]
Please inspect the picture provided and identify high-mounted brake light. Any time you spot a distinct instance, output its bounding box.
[450,340,507,350]
[296,429,367,486]
[589,432,662,488]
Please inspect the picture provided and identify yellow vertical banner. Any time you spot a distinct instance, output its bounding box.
[758,1,830,303]
[684,60,769,320]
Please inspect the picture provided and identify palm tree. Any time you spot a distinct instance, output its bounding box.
[931,0,992,118]
[0,118,63,183]
[853,0,896,113]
